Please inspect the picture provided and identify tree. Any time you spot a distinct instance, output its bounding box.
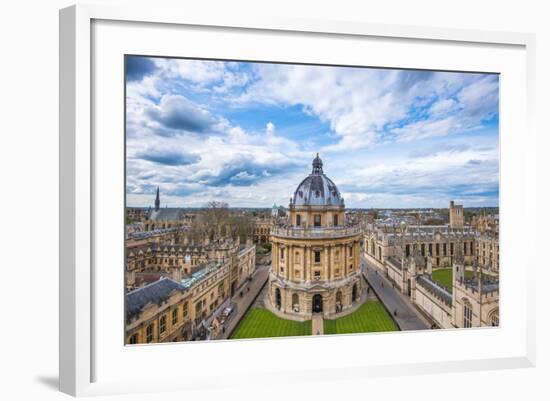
[201,201,229,240]
[227,214,253,243]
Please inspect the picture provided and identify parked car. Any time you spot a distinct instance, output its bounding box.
[222,306,234,318]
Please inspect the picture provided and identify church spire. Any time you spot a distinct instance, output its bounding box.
[154,186,160,211]
[312,153,323,174]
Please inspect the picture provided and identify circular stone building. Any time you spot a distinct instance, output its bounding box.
[268,154,364,320]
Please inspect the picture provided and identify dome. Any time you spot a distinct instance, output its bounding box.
[291,154,343,207]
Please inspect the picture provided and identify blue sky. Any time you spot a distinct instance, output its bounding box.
[126,56,499,208]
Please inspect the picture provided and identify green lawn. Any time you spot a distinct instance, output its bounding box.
[324,301,398,335]
[431,268,475,292]
[230,308,312,339]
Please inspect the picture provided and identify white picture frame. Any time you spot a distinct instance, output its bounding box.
[59,4,536,397]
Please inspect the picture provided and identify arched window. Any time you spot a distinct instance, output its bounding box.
[146,324,154,343]
[275,288,282,309]
[129,333,138,344]
[314,214,321,227]
[489,309,499,327]
[292,293,299,312]
[463,300,473,328]
[296,214,301,226]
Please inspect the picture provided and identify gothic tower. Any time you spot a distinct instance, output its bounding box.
[154,186,160,211]
[452,240,465,285]
[449,200,464,229]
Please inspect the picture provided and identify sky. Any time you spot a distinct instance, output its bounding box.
[125,56,499,209]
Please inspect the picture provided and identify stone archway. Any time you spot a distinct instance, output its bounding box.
[312,294,323,313]
[275,288,282,310]
[352,283,358,302]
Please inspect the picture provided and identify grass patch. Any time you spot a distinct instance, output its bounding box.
[324,301,398,335]
[431,268,475,292]
[230,308,312,339]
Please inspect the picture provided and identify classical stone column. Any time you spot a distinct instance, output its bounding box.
[324,245,329,281]
[307,245,313,282]
[302,247,308,281]
[288,245,293,281]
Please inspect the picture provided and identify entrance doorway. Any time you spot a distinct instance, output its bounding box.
[312,294,323,313]
[275,288,281,309]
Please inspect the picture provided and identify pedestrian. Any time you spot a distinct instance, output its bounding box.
[247,287,250,292]
[393,309,397,316]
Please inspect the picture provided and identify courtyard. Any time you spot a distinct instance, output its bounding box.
[324,301,398,335]
[230,308,312,339]
[431,268,475,292]
[229,300,398,340]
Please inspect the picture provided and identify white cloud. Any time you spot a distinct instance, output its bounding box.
[125,58,499,208]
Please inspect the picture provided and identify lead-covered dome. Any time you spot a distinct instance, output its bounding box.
[291,154,344,207]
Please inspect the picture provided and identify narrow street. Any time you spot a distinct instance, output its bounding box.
[215,263,270,339]
[362,256,430,331]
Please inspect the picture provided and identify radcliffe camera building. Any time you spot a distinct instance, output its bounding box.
[268,154,364,320]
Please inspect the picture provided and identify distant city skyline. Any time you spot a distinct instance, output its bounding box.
[126,56,499,209]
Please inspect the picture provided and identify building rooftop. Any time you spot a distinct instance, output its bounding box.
[126,277,186,321]
[180,261,224,289]
[291,154,343,207]
[417,275,453,306]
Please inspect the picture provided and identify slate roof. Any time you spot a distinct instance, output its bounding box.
[417,275,452,306]
[148,208,183,222]
[292,155,343,207]
[126,277,186,321]
[465,279,500,294]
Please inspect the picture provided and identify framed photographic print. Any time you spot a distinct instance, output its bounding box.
[59,4,536,397]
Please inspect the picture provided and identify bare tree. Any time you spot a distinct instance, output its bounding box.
[202,201,230,240]
[228,214,253,243]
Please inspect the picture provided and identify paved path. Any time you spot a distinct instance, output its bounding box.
[312,314,324,335]
[215,264,270,339]
[362,256,430,331]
